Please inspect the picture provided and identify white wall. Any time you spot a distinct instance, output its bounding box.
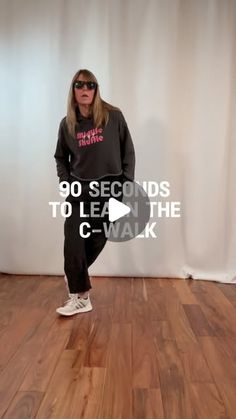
[1,0,236,283]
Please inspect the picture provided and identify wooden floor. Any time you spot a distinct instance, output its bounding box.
[0,275,236,419]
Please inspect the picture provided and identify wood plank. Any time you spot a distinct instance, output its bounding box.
[66,367,105,419]
[65,310,93,350]
[153,338,191,419]
[132,279,160,388]
[2,391,44,419]
[38,366,105,419]
[34,350,80,418]
[161,281,198,349]
[0,307,44,371]
[83,307,113,367]
[172,278,199,304]
[89,276,116,308]
[161,282,213,383]
[0,311,58,417]
[111,277,132,322]
[0,277,66,372]
[188,383,229,419]
[216,283,236,307]
[199,337,236,419]
[144,278,168,320]
[132,388,164,419]
[182,304,216,337]
[99,323,132,419]
[0,275,235,419]
[191,281,236,337]
[19,325,70,391]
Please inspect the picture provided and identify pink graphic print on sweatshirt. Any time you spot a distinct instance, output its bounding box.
[76,128,104,147]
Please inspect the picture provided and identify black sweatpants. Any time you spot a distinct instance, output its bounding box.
[64,175,123,293]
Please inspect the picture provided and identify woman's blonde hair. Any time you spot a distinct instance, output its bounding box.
[66,69,119,137]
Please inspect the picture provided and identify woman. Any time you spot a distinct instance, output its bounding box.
[54,69,135,316]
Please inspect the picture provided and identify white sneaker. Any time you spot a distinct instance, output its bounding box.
[56,293,93,316]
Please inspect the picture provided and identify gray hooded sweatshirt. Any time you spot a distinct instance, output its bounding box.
[54,108,135,183]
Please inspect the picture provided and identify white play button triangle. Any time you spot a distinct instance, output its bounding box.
[108,197,131,222]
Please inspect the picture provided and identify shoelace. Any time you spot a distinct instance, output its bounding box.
[64,294,88,308]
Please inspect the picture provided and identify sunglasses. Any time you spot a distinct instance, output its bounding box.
[73,81,97,90]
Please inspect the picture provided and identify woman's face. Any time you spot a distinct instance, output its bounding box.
[73,74,97,106]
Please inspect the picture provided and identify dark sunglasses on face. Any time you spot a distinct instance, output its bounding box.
[73,81,97,90]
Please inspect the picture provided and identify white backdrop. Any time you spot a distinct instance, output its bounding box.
[1,0,236,283]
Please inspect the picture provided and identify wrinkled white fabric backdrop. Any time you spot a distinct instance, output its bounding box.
[0,0,235,283]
